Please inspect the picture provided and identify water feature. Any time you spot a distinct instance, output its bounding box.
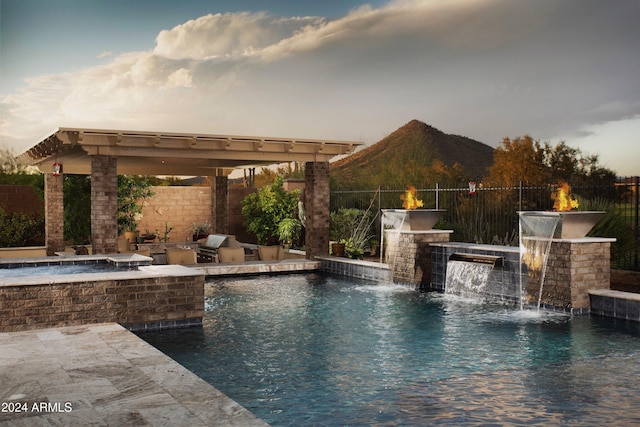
[137,273,640,425]
[445,260,493,298]
[519,212,562,311]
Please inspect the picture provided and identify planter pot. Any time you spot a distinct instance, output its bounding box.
[332,242,346,257]
[192,234,208,242]
[124,230,139,243]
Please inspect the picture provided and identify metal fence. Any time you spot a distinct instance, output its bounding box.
[330,176,640,271]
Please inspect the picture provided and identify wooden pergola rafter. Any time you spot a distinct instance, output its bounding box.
[19,127,361,176]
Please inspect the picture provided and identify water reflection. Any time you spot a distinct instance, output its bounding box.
[137,274,640,425]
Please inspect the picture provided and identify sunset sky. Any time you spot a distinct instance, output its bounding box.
[2,0,639,175]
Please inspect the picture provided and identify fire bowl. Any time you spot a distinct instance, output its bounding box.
[382,209,446,231]
[519,211,605,239]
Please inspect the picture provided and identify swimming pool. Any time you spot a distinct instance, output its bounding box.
[137,273,640,425]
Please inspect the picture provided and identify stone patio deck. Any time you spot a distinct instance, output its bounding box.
[0,323,268,426]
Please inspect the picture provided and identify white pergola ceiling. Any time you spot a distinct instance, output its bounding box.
[18,128,363,176]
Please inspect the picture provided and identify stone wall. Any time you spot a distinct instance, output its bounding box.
[0,270,205,333]
[385,230,451,287]
[539,239,613,312]
[139,185,258,243]
[141,186,212,242]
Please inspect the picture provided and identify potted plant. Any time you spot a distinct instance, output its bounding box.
[191,221,211,241]
[277,218,301,249]
[331,240,346,257]
[141,228,156,242]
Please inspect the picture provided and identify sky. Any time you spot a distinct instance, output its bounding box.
[1,0,639,176]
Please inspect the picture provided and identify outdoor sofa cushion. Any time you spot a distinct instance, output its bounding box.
[257,245,285,261]
[218,246,246,263]
[166,248,197,265]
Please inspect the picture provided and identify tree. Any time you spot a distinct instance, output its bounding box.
[486,136,616,186]
[241,176,301,244]
[485,136,548,186]
[543,141,616,183]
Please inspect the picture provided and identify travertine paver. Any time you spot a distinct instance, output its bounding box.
[0,323,268,426]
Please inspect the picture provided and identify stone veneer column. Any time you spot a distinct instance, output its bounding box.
[44,172,65,256]
[386,230,451,287]
[210,175,229,234]
[304,161,330,259]
[535,238,614,313]
[91,156,118,254]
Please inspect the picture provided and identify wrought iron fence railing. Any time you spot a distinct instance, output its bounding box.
[330,176,640,271]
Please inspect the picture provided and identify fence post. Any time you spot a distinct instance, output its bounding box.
[435,183,439,209]
[519,180,523,211]
[634,176,640,271]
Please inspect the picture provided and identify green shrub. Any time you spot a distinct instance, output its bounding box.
[242,176,301,244]
[0,208,44,247]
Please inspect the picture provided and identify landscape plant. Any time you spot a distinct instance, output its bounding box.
[242,176,301,244]
[277,217,302,248]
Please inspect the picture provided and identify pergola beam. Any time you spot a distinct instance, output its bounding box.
[20,127,361,175]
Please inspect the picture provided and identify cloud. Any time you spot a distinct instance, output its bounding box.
[153,12,324,60]
[2,0,640,168]
[97,51,113,59]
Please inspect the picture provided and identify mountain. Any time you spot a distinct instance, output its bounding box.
[330,120,494,188]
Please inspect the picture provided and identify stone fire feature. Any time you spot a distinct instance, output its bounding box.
[381,209,451,287]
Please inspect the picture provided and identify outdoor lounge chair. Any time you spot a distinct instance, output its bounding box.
[166,248,197,265]
[217,246,246,263]
[257,245,285,261]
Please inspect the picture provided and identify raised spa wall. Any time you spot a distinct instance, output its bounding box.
[0,259,204,333]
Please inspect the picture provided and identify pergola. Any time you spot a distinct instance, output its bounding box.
[18,127,362,257]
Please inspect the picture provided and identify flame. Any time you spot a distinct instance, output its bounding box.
[551,181,579,212]
[401,185,424,210]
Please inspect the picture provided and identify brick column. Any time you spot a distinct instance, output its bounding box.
[533,238,614,313]
[385,230,451,287]
[211,175,229,234]
[44,172,64,256]
[91,156,118,254]
[304,161,330,259]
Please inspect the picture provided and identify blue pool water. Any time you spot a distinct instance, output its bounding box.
[137,274,640,425]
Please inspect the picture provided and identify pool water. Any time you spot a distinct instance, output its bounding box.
[0,263,135,278]
[137,274,640,425]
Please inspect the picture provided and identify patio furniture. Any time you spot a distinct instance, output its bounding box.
[218,247,246,263]
[166,248,197,265]
[257,245,285,261]
[197,234,258,263]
